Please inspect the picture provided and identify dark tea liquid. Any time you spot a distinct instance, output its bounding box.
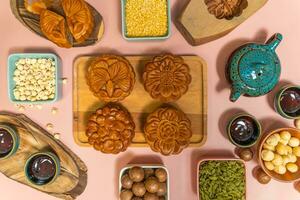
[280,89,300,114]
[27,154,56,185]
[230,117,254,142]
[0,128,14,157]
[230,116,259,146]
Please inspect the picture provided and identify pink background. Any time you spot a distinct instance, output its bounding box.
[1,0,300,199]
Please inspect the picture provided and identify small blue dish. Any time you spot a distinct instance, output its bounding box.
[121,0,171,41]
[7,53,60,104]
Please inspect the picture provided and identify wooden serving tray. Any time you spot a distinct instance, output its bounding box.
[176,0,268,46]
[0,112,87,200]
[73,55,207,148]
[10,0,104,47]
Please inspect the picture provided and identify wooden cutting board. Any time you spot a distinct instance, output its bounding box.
[0,112,87,200]
[176,0,268,46]
[73,55,207,148]
[10,0,104,47]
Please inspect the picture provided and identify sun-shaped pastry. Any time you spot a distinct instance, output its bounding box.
[86,104,135,154]
[40,10,72,48]
[86,55,136,102]
[144,106,192,156]
[204,0,248,20]
[143,54,192,102]
[61,0,94,43]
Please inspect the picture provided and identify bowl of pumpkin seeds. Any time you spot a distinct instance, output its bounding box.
[197,158,246,200]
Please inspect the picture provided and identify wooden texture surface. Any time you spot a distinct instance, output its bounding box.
[73,55,207,148]
[176,0,268,46]
[10,0,104,47]
[0,112,87,200]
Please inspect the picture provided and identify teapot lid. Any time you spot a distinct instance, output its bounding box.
[229,33,283,102]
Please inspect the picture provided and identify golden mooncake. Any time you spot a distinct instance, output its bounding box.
[40,9,72,48]
[144,106,192,156]
[143,54,192,102]
[86,104,135,154]
[204,0,248,20]
[61,0,94,43]
[86,55,136,102]
[24,0,48,15]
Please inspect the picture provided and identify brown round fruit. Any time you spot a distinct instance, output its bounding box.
[132,182,146,197]
[120,190,133,200]
[132,197,143,200]
[157,182,167,196]
[239,148,253,162]
[295,181,300,192]
[144,192,159,200]
[145,177,159,193]
[129,166,145,182]
[155,168,167,182]
[257,168,271,184]
[121,174,133,189]
[144,168,155,178]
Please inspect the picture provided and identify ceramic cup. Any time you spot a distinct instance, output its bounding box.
[227,113,262,148]
[275,85,300,119]
[24,152,60,186]
[0,124,19,160]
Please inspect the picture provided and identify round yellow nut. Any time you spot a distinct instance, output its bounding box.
[280,131,291,141]
[293,147,300,157]
[286,146,293,154]
[272,154,283,166]
[279,138,289,145]
[263,143,275,151]
[282,155,290,165]
[264,161,275,171]
[261,150,275,161]
[276,143,288,156]
[274,165,287,175]
[289,137,300,147]
[266,135,279,146]
[287,163,298,173]
[288,154,297,163]
[274,133,281,141]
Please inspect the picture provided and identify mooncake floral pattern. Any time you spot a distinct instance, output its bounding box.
[144,106,192,156]
[143,54,191,102]
[86,104,135,154]
[40,10,72,48]
[204,0,248,20]
[62,0,94,43]
[86,55,135,102]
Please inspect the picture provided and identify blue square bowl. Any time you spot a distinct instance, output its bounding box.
[7,53,60,104]
[121,0,171,41]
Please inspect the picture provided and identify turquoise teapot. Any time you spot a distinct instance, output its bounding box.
[228,33,283,102]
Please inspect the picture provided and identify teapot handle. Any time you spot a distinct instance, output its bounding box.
[266,33,283,51]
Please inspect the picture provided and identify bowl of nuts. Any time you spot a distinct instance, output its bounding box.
[7,53,59,104]
[258,128,300,182]
[119,165,169,200]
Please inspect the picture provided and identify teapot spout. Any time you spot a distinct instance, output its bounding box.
[230,89,243,102]
[266,33,283,51]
